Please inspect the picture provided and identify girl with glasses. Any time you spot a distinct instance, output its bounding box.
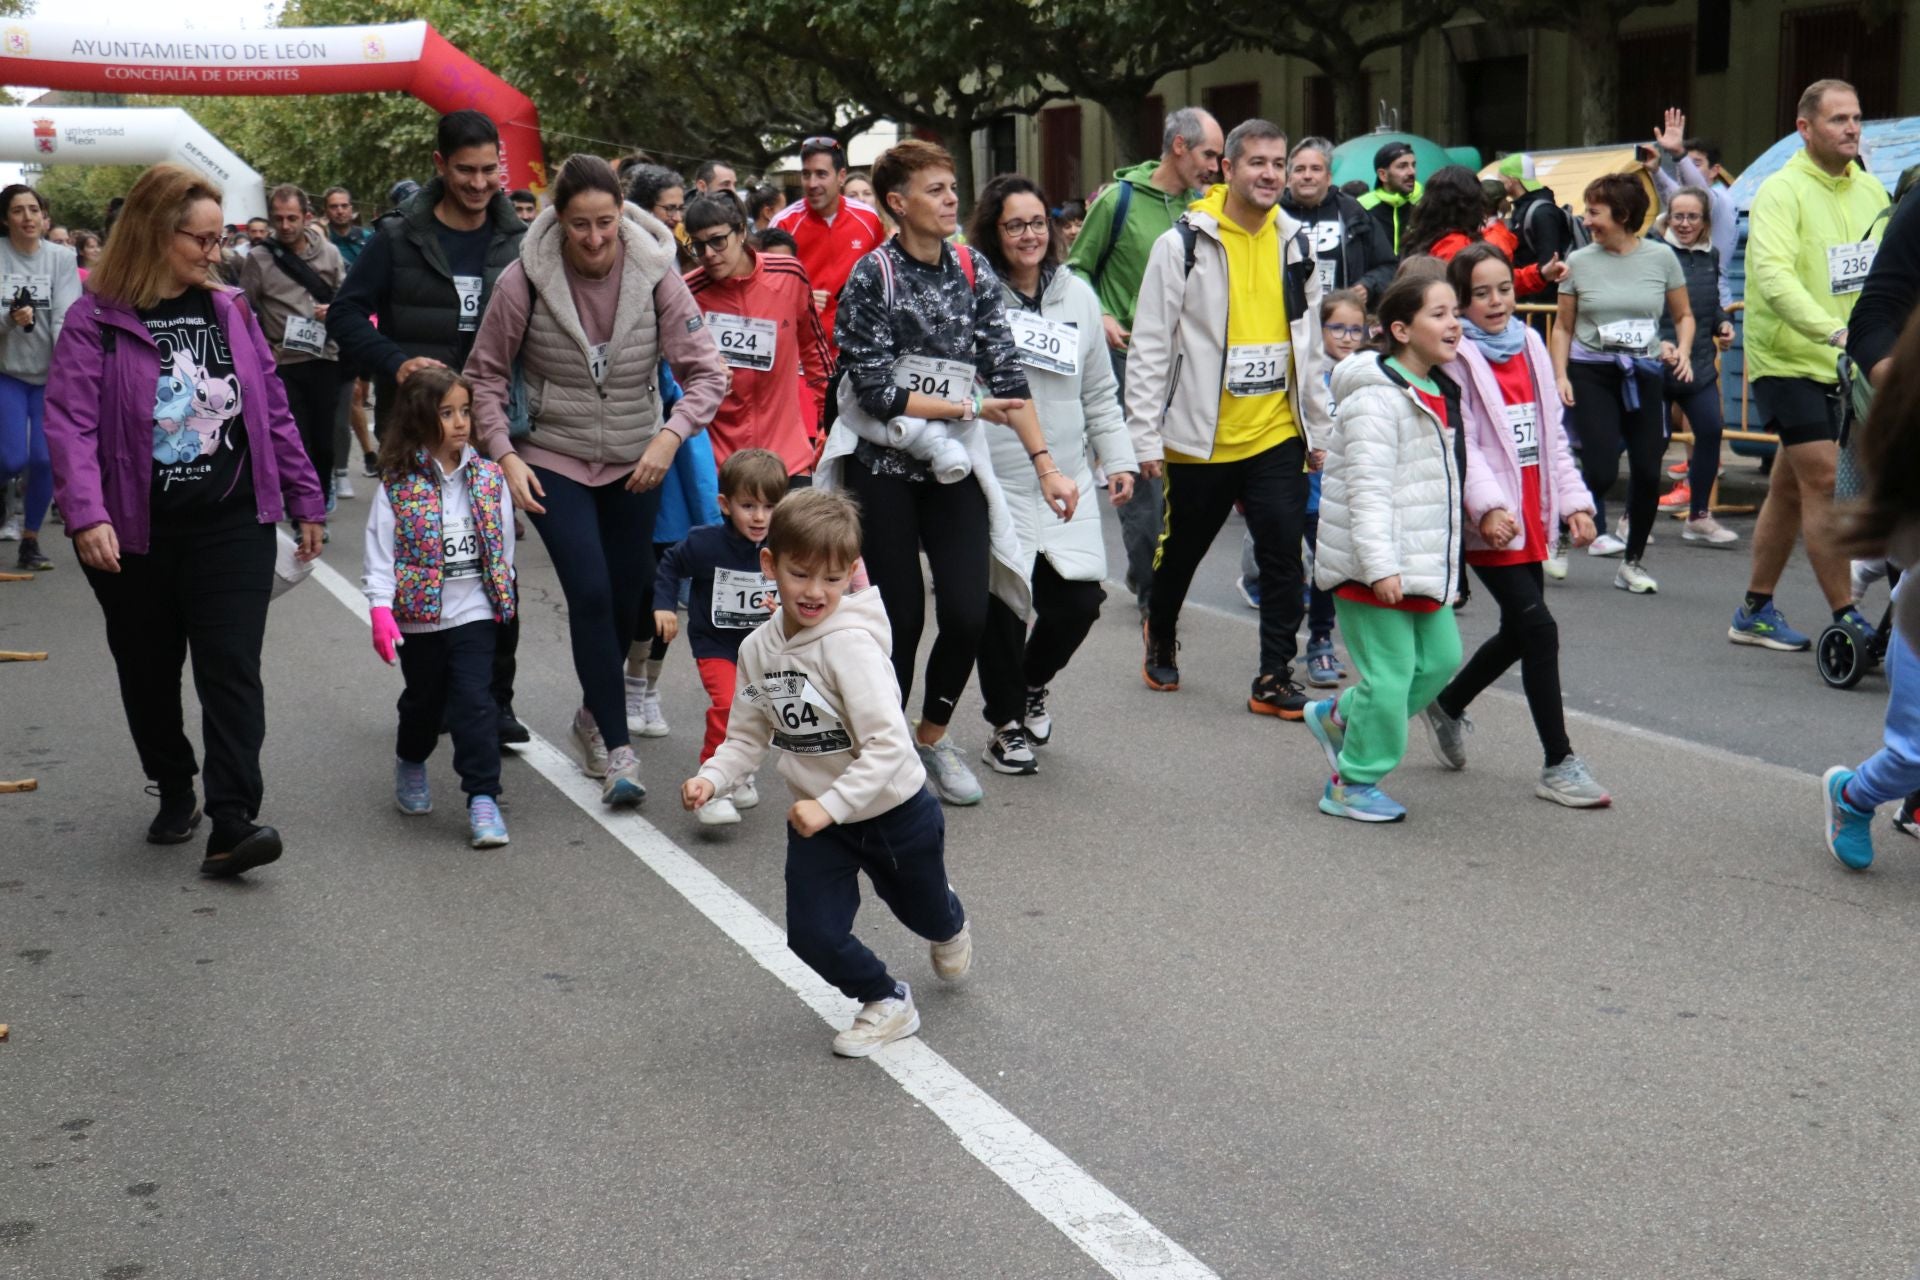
[1652,186,1739,543]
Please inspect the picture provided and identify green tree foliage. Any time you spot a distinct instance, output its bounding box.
[23,163,146,233]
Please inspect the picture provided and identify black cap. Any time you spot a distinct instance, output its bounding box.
[388,179,422,207]
[1373,142,1415,173]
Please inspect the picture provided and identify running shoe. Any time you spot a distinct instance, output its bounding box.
[496,704,531,747]
[625,675,670,737]
[1537,756,1611,808]
[917,735,984,805]
[1658,481,1691,511]
[333,470,355,500]
[1586,532,1626,558]
[602,745,645,807]
[931,921,972,981]
[1249,673,1309,719]
[1892,797,1920,839]
[732,773,760,809]
[16,539,51,571]
[832,982,920,1058]
[1837,607,1880,648]
[697,794,742,826]
[394,757,432,815]
[468,795,510,848]
[1667,458,1689,477]
[1305,636,1344,687]
[144,783,201,845]
[1728,601,1810,651]
[1304,699,1345,773]
[1614,516,1652,547]
[1419,702,1471,770]
[1235,575,1261,609]
[1319,779,1407,823]
[362,450,379,478]
[981,722,1038,775]
[1544,535,1569,581]
[1141,618,1180,691]
[1022,686,1052,746]
[1614,561,1658,594]
[0,513,19,541]
[1682,515,1738,545]
[572,707,610,778]
[1823,766,1874,871]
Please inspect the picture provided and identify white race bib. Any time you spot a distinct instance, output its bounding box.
[743,673,853,755]
[891,354,975,402]
[281,315,328,357]
[708,312,777,371]
[588,342,610,386]
[1596,318,1656,355]
[1828,240,1878,295]
[1007,310,1079,376]
[1504,401,1540,466]
[1315,257,1337,297]
[1226,342,1289,397]
[2,272,50,307]
[453,275,483,332]
[441,512,482,581]
[711,566,775,630]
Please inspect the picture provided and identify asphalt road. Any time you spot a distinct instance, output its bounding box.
[6,449,1918,1280]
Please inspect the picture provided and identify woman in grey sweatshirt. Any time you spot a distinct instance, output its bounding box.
[0,183,81,570]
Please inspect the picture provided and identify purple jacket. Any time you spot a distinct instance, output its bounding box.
[45,286,326,555]
[1446,329,1595,555]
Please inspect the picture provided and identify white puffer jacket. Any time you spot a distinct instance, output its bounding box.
[1313,353,1463,605]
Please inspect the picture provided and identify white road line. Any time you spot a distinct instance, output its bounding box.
[308,559,1219,1280]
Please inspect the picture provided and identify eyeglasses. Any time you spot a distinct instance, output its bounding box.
[655,203,684,217]
[1324,323,1367,341]
[1000,217,1049,238]
[691,229,734,257]
[1668,211,1703,223]
[175,229,223,255]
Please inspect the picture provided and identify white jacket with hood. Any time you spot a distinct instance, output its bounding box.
[697,588,927,826]
[1123,195,1332,464]
[1313,353,1463,605]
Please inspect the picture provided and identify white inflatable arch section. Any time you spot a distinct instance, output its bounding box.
[0,106,266,223]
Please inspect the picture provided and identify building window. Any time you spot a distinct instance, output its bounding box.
[1137,94,1166,163]
[1777,2,1904,133]
[1202,82,1261,140]
[1039,105,1082,207]
[988,117,1017,187]
[1617,26,1693,139]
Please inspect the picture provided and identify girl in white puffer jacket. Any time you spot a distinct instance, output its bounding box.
[1305,270,1467,823]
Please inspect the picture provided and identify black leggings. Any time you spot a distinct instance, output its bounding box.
[976,555,1106,726]
[1567,361,1664,560]
[845,458,990,727]
[1435,560,1572,767]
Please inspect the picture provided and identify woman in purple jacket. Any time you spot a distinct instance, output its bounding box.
[45,164,325,877]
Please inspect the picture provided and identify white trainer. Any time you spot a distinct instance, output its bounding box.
[624,675,669,737]
[832,983,920,1058]
[1614,560,1659,594]
[1587,532,1627,558]
[1543,535,1569,581]
[931,921,972,981]
[732,773,760,809]
[333,470,355,500]
[572,707,610,778]
[1682,515,1738,546]
[697,794,741,826]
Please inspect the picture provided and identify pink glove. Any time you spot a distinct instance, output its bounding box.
[370,606,404,665]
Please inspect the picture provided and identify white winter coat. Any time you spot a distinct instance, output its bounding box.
[987,267,1138,593]
[1313,353,1464,605]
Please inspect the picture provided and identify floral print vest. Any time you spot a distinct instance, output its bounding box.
[388,450,515,624]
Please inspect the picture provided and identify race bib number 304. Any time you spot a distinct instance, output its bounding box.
[892,354,975,401]
[711,566,775,630]
[1226,342,1289,398]
[743,673,853,755]
[1828,240,1877,295]
[1007,310,1079,376]
[709,313,777,371]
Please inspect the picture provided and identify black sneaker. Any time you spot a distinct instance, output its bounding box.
[497,705,531,747]
[17,539,51,571]
[980,722,1038,776]
[362,450,379,478]
[1142,619,1180,691]
[145,784,202,845]
[1895,797,1920,840]
[1022,686,1052,746]
[1249,673,1309,720]
[200,821,283,877]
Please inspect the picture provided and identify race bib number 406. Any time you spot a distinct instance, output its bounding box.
[281,315,328,357]
[743,673,853,755]
[891,354,975,401]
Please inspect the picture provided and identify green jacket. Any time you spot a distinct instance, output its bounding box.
[1066,161,1192,332]
[1744,149,1889,383]
[1357,181,1423,255]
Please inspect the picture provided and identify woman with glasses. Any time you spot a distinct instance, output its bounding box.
[43,163,326,876]
[962,174,1137,772]
[681,193,833,478]
[626,164,695,272]
[1652,186,1738,544]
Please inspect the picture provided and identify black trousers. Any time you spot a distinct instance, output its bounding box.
[83,517,275,824]
[1435,560,1573,767]
[1150,437,1309,677]
[397,618,502,798]
[844,458,990,727]
[1566,362,1665,561]
[976,555,1106,726]
[277,359,341,503]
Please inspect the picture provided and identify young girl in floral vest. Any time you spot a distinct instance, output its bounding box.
[362,368,517,848]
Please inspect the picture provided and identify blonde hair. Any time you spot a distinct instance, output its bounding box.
[766,488,862,569]
[718,448,791,504]
[90,164,224,311]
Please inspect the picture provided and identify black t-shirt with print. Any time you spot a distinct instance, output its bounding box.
[140,288,254,523]
[437,221,493,346]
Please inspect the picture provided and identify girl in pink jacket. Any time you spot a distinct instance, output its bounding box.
[1417,244,1612,809]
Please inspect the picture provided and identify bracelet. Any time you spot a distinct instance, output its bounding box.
[1037,468,1063,481]
[1029,447,1052,460]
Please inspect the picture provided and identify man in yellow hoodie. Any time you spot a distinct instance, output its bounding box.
[1729,78,1890,654]
[1124,118,1331,719]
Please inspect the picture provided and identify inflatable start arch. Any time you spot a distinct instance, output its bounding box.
[0,19,545,193]
[0,106,267,223]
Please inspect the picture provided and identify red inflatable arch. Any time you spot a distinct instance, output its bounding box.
[0,19,546,192]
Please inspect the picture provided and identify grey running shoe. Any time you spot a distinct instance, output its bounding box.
[917,735,984,806]
[1418,702,1471,771]
[1537,755,1611,808]
[572,707,610,779]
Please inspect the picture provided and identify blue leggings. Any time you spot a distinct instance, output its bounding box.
[0,374,49,533]
[1851,631,1920,810]
[1664,376,1723,519]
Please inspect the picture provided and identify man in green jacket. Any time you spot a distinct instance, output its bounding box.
[1728,78,1889,655]
[1067,105,1222,613]
[1356,142,1422,257]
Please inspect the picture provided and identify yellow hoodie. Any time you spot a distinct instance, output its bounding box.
[1169,185,1297,464]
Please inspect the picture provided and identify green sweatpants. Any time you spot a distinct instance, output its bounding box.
[1331,597,1463,785]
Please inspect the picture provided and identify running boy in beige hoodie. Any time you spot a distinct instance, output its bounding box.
[682,488,973,1056]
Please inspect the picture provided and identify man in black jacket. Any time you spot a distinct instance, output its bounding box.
[1281,137,1395,304]
[1848,184,1917,389]
[329,109,531,746]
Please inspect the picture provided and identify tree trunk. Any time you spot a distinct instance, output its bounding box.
[1099,93,1148,168]
[1331,61,1371,140]
[938,120,979,214]
[1572,2,1621,145]
[1399,31,1421,132]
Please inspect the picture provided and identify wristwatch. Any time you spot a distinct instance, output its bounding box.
[956,397,977,422]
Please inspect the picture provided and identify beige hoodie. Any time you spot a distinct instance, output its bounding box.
[697,588,927,825]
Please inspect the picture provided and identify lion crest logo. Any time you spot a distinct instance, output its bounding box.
[3,28,31,57]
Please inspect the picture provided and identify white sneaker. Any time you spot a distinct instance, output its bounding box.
[624,675,668,737]
[832,982,920,1057]
[1615,516,1651,547]
[931,920,972,981]
[1614,560,1658,594]
[916,733,984,805]
[333,470,355,499]
[1022,686,1053,746]
[697,794,741,825]
[0,514,19,541]
[1543,535,1569,581]
[732,772,759,809]
[601,744,645,807]
[572,706,610,778]
[1682,515,1738,545]
[1587,532,1627,558]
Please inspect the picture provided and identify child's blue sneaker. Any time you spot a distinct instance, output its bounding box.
[1729,601,1811,651]
[1823,766,1874,870]
[1320,778,1407,823]
[1305,635,1344,687]
[395,758,432,815]
[1304,699,1344,774]
[468,795,509,848]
